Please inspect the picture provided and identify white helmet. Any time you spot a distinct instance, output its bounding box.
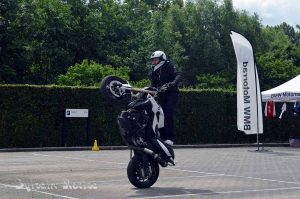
[151,51,167,71]
[150,50,167,61]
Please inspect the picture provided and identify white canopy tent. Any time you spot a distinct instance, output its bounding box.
[261,75,300,102]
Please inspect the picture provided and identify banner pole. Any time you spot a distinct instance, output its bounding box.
[257,131,259,151]
[254,63,260,151]
[256,80,260,151]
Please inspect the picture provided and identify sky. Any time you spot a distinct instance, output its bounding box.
[232,0,300,27]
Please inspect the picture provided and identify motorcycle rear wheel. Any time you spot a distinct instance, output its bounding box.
[127,155,159,188]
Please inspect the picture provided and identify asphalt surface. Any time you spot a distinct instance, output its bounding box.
[1,147,300,199]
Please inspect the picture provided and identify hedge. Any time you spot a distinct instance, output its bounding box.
[0,85,300,148]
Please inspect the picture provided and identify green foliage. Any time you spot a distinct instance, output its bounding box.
[3,0,300,148]
[1,0,300,92]
[196,72,235,90]
[1,85,300,148]
[56,59,130,86]
[131,79,151,88]
[0,84,124,147]
[257,26,300,90]
[257,53,300,90]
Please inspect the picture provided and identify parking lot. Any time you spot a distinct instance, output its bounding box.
[1,147,300,199]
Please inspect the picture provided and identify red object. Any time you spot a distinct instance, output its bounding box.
[264,101,276,118]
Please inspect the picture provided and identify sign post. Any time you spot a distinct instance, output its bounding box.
[63,109,90,146]
[65,109,89,118]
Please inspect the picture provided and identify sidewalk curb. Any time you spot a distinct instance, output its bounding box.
[0,143,290,152]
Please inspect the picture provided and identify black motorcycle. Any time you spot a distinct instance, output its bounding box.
[100,75,175,188]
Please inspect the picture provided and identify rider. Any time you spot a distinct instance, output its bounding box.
[150,50,181,146]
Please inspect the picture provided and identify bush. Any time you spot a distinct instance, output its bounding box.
[0,84,124,148]
[196,72,235,90]
[56,60,130,86]
[0,85,299,148]
[131,79,150,88]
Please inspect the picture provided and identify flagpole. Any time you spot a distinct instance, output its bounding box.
[255,66,260,151]
[254,63,262,151]
[230,31,264,151]
[257,129,259,150]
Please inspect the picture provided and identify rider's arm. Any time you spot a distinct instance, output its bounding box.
[167,63,181,87]
[150,71,157,88]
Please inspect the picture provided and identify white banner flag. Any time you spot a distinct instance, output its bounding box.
[230,31,263,135]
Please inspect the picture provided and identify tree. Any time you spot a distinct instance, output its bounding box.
[257,53,300,90]
[0,0,21,83]
[56,59,130,86]
[1,0,77,84]
[1,0,299,89]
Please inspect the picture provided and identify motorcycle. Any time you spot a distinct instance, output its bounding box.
[100,75,175,188]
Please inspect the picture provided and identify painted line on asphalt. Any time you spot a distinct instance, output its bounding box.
[167,168,300,185]
[31,152,49,157]
[87,174,224,183]
[43,179,127,186]
[32,152,300,186]
[0,183,78,199]
[275,156,300,161]
[136,186,300,198]
[39,174,224,187]
[0,162,26,165]
[162,174,225,179]
[167,168,221,175]
[32,152,126,165]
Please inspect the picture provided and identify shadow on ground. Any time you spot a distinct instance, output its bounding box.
[248,149,296,156]
[129,186,216,198]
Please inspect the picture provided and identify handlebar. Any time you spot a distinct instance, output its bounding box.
[129,88,157,95]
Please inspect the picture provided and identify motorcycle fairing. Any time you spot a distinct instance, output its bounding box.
[148,96,164,135]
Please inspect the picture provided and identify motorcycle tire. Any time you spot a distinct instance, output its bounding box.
[100,75,131,103]
[127,155,159,188]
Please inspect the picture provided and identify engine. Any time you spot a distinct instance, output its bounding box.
[117,109,148,146]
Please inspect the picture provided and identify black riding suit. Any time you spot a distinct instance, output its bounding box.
[151,61,181,141]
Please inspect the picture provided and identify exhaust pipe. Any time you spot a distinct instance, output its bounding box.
[144,148,168,167]
[129,146,168,167]
[143,148,158,159]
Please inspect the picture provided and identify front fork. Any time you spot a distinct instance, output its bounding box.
[130,149,152,178]
[130,149,133,159]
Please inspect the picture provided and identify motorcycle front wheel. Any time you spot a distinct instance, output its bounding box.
[127,155,159,188]
[100,75,131,103]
